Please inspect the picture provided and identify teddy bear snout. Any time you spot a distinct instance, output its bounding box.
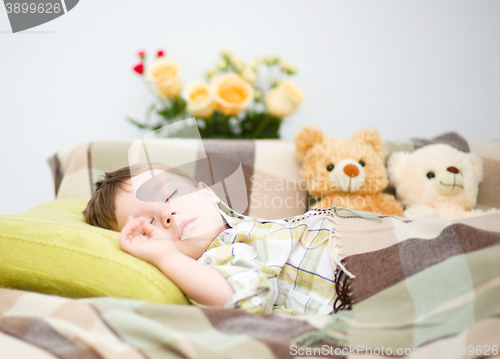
[343,164,360,177]
[433,167,464,195]
[329,159,366,193]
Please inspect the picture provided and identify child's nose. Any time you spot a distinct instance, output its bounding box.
[160,210,177,228]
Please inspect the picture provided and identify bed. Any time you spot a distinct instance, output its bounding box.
[1,138,499,358]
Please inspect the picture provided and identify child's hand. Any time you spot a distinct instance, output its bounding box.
[119,216,179,266]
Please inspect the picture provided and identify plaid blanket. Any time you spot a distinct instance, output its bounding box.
[299,211,500,354]
[1,213,499,358]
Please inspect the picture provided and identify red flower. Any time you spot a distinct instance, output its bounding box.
[138,51,145,60]
[157,50,165,58]
[133,63,144,75]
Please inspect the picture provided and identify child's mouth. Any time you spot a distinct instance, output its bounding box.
[179,219,195,240]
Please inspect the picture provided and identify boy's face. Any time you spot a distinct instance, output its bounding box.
[114,169,228,259]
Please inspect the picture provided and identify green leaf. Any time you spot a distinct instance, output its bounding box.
[145,103,156,124]
[257,116,281,138]
[126,117,148,129]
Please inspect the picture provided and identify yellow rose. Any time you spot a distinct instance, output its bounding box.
[183,81,216,118]
[212,73,254,115]
[265,81,304,118]
[146,58,183,98]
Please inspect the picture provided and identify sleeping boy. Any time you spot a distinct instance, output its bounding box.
[84,162,370,315]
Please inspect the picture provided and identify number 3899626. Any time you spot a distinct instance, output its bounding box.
[5,3,62,14]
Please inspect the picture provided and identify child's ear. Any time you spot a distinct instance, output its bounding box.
[198,182,221,204]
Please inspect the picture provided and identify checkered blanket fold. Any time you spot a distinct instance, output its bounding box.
[1,213,499,358]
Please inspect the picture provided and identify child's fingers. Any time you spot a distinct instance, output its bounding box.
[124,218,141,235]
[120,217,145,242]
[119,228,132,248]
[129,217,145,236]
[142,220,158,238]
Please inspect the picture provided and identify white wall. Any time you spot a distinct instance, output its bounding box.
[1,0,499,215]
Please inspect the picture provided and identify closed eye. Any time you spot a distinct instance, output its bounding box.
[166,189,178,202]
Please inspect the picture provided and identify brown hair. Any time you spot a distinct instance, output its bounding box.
[83,163,197,231]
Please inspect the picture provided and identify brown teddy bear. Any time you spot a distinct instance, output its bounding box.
[295,125,403,216]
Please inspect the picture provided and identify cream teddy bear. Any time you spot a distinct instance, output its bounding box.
[387,143,498,220]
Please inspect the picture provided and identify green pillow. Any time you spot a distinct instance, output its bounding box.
[0,199,188,304]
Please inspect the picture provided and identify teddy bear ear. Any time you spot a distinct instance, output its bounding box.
[351,128,388,160]
[387,151,410,187]
[468,153,484,183]
[294,125,324,161]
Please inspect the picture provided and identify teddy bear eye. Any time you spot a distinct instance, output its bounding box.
[426,172,435,179]
[359,160,365,167]
[326,164,334,172]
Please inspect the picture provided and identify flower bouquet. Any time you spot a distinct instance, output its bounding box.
[128,49,304,139]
